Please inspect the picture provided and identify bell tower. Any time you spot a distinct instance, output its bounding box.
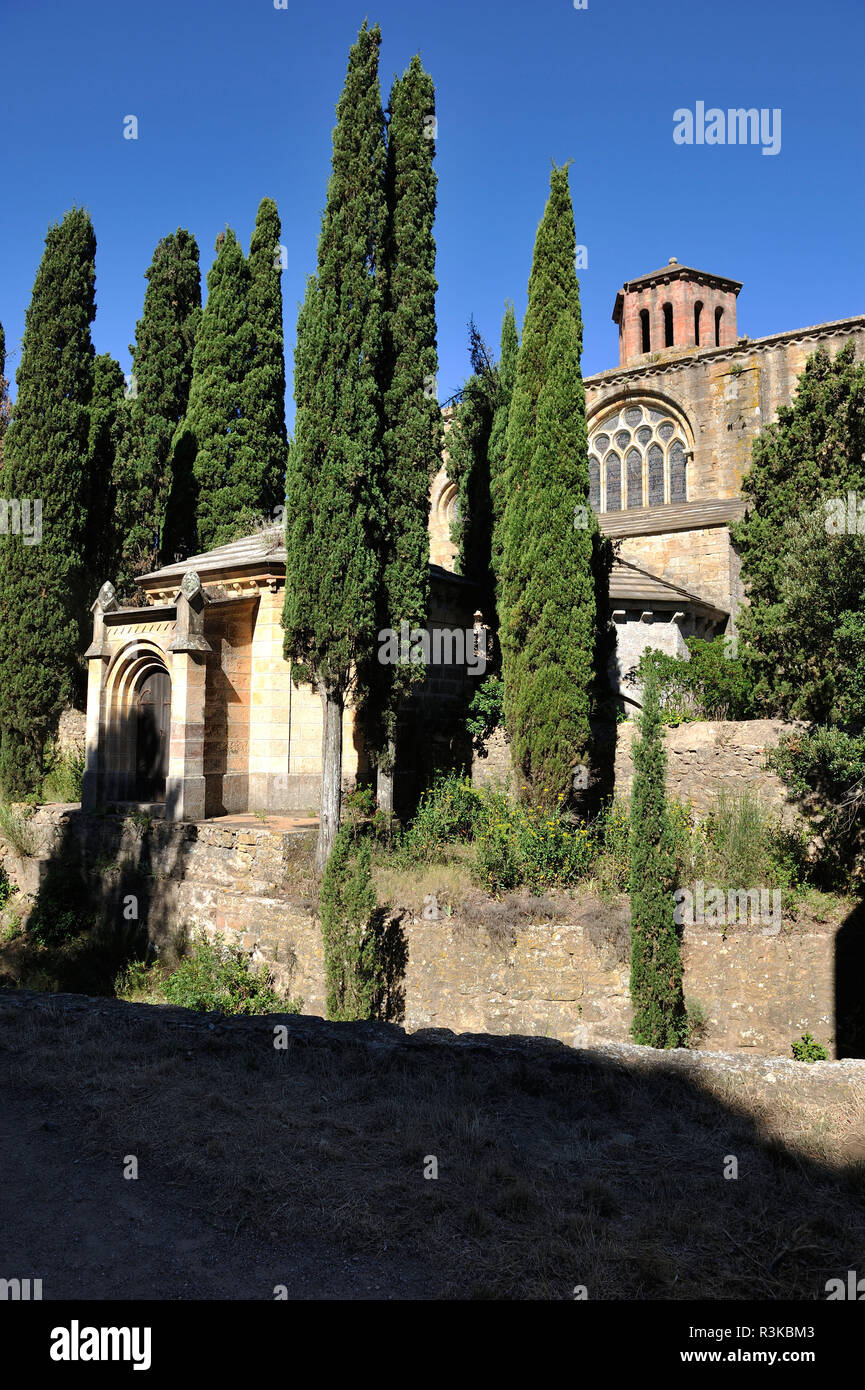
[612,258,742,367]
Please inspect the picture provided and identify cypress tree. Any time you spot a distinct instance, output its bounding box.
[244,197,288,526]
[0,321,10,470]
[112,230,201,592]
[445,320,497,597]
[489,300,519,612]
[0,209,96,796]
[319,826,379,1020]
[167,228,255,556]
[499,165,607,807]
[86,353,127,600]
[283,22,387,872]
[375,53,442,815]
[628,666,687,1048]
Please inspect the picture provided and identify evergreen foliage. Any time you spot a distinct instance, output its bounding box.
[628,668,687,1048]
[282,21,387,871]
[498,166,608,806]
[168,228,255,555]
[445,320,498,606]
[372,55,441,799]
[0,320,10,469]
[244,197,288,526]
[86,353,127,598]
[733,340,865,720]
[112,229,201,590]
[319,827,379,1020]
[489,301,519,613]
[0,209,97,796]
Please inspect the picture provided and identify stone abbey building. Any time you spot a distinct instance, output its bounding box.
[82,261,865,819]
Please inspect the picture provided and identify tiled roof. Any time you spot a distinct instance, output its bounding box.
[621,263,742,292]
[139,530,286,584]
[609,559,727,617]
[599,497,747,538]
[140,527,726,617]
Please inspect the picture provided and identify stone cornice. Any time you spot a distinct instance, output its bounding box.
[585,315,865,391]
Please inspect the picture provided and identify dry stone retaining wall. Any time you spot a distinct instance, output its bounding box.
[1,806,843,1058]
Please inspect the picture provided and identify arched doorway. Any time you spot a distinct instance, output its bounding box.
[101,643,173,804]
[135,668,171,800]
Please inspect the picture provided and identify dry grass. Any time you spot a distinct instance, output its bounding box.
[1,993,863,1300]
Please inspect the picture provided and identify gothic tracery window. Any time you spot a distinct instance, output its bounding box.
[587,404,689,512]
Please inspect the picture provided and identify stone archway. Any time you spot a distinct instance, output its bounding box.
[103,643,172,804]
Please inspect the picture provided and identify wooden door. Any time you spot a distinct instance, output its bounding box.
[135,670,171,800]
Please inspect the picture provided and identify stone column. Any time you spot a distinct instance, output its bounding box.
[82,582,120,811]
[166,572,211,821]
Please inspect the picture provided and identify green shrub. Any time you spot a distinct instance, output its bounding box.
[685,997,709,1046]
[397,774,490,863]
[114,959,164,1001]
[791,1032,829,1062]
[0,801,39,857]
[465,676,504,757]
[593,797,631,894]
[41,748,85,803]
[474,800,596,894]
[474,820,521,893]
[0,862,10,911]
[638,638,757,723]
[344,784,377,820]
[27,884,92,945]
[320,828,381,1021]
[161,933,286,1016]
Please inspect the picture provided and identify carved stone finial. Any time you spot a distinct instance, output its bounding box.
[92,581,119,614]
[180,570,203,603]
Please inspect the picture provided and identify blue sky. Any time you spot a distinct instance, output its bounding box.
[1,0,863,425]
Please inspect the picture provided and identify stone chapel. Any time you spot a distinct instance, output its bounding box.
[81,260,865,820]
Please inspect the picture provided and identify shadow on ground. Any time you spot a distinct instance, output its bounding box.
[0,991,863,1301]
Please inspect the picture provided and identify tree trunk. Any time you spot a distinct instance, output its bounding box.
[377,734,396,818]
[316,685,344,875]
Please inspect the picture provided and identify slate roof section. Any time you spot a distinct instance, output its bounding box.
[140,527,727,618]
[608,559,727,618]
[598,497,747,538]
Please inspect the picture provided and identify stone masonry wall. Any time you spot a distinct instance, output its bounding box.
[585,319,865,503]
[614,718,800,818]
[1,805,842,1058]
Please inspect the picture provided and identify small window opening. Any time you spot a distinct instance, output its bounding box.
[663,303,674,348]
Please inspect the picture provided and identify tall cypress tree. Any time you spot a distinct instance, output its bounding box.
[375,53,441,815]
[0,320,10,471]
[283,22,387,872]
[489,300,518,626]
[245,197,288,525]
[499,165,607,807]
[0,209,97,795]
[629,666,687,1048]
[86,352,127,600]
[167,228,255,556]
[112,230,201,592]
[446,320,497,592]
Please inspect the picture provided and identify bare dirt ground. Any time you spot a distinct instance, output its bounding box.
[1,990,864,1301]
